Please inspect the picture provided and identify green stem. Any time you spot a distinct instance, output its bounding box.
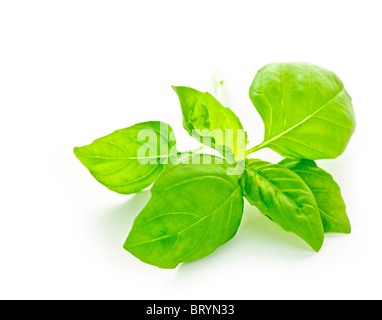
[186,145,205,154]
[214,69,226,104]
[213,69,264,158]
[245,142,266,156]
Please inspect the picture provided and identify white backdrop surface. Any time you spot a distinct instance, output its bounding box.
[0,0,381,299]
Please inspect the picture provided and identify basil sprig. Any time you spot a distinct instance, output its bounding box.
[74,62,355,268]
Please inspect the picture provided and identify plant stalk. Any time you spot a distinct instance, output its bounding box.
[245,142,266,156]
[214,69,226,105]
[187,145,205,154]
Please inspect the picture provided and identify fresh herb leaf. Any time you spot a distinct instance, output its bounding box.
[74,63,356,267]
[241,159,324,251]
[247,62,356,159]
[124,155,244,268]
[74,121,177,194]
[279,159,351,233]
[172,86,247,161]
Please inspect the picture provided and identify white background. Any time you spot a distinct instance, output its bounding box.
[1,0,381,300]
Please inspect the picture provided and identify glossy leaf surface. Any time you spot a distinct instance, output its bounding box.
[242,159,324,251]
[173,86,247,161]
[124,155,244,268]
[279,159,351,233]
[74,121,177,194]
[249,62,356,159]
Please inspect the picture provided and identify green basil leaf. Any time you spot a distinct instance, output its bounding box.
[74,121,177,195]
[172,86,247,161]
[242,159,324,251]
[124,155,244,268]
[249,62,356,159]
[279,159,351,234]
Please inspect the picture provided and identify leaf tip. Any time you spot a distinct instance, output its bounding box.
[73,146,81,158]
[73,145,88,162]
[311,238,324,253]
[123,240,179,269]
